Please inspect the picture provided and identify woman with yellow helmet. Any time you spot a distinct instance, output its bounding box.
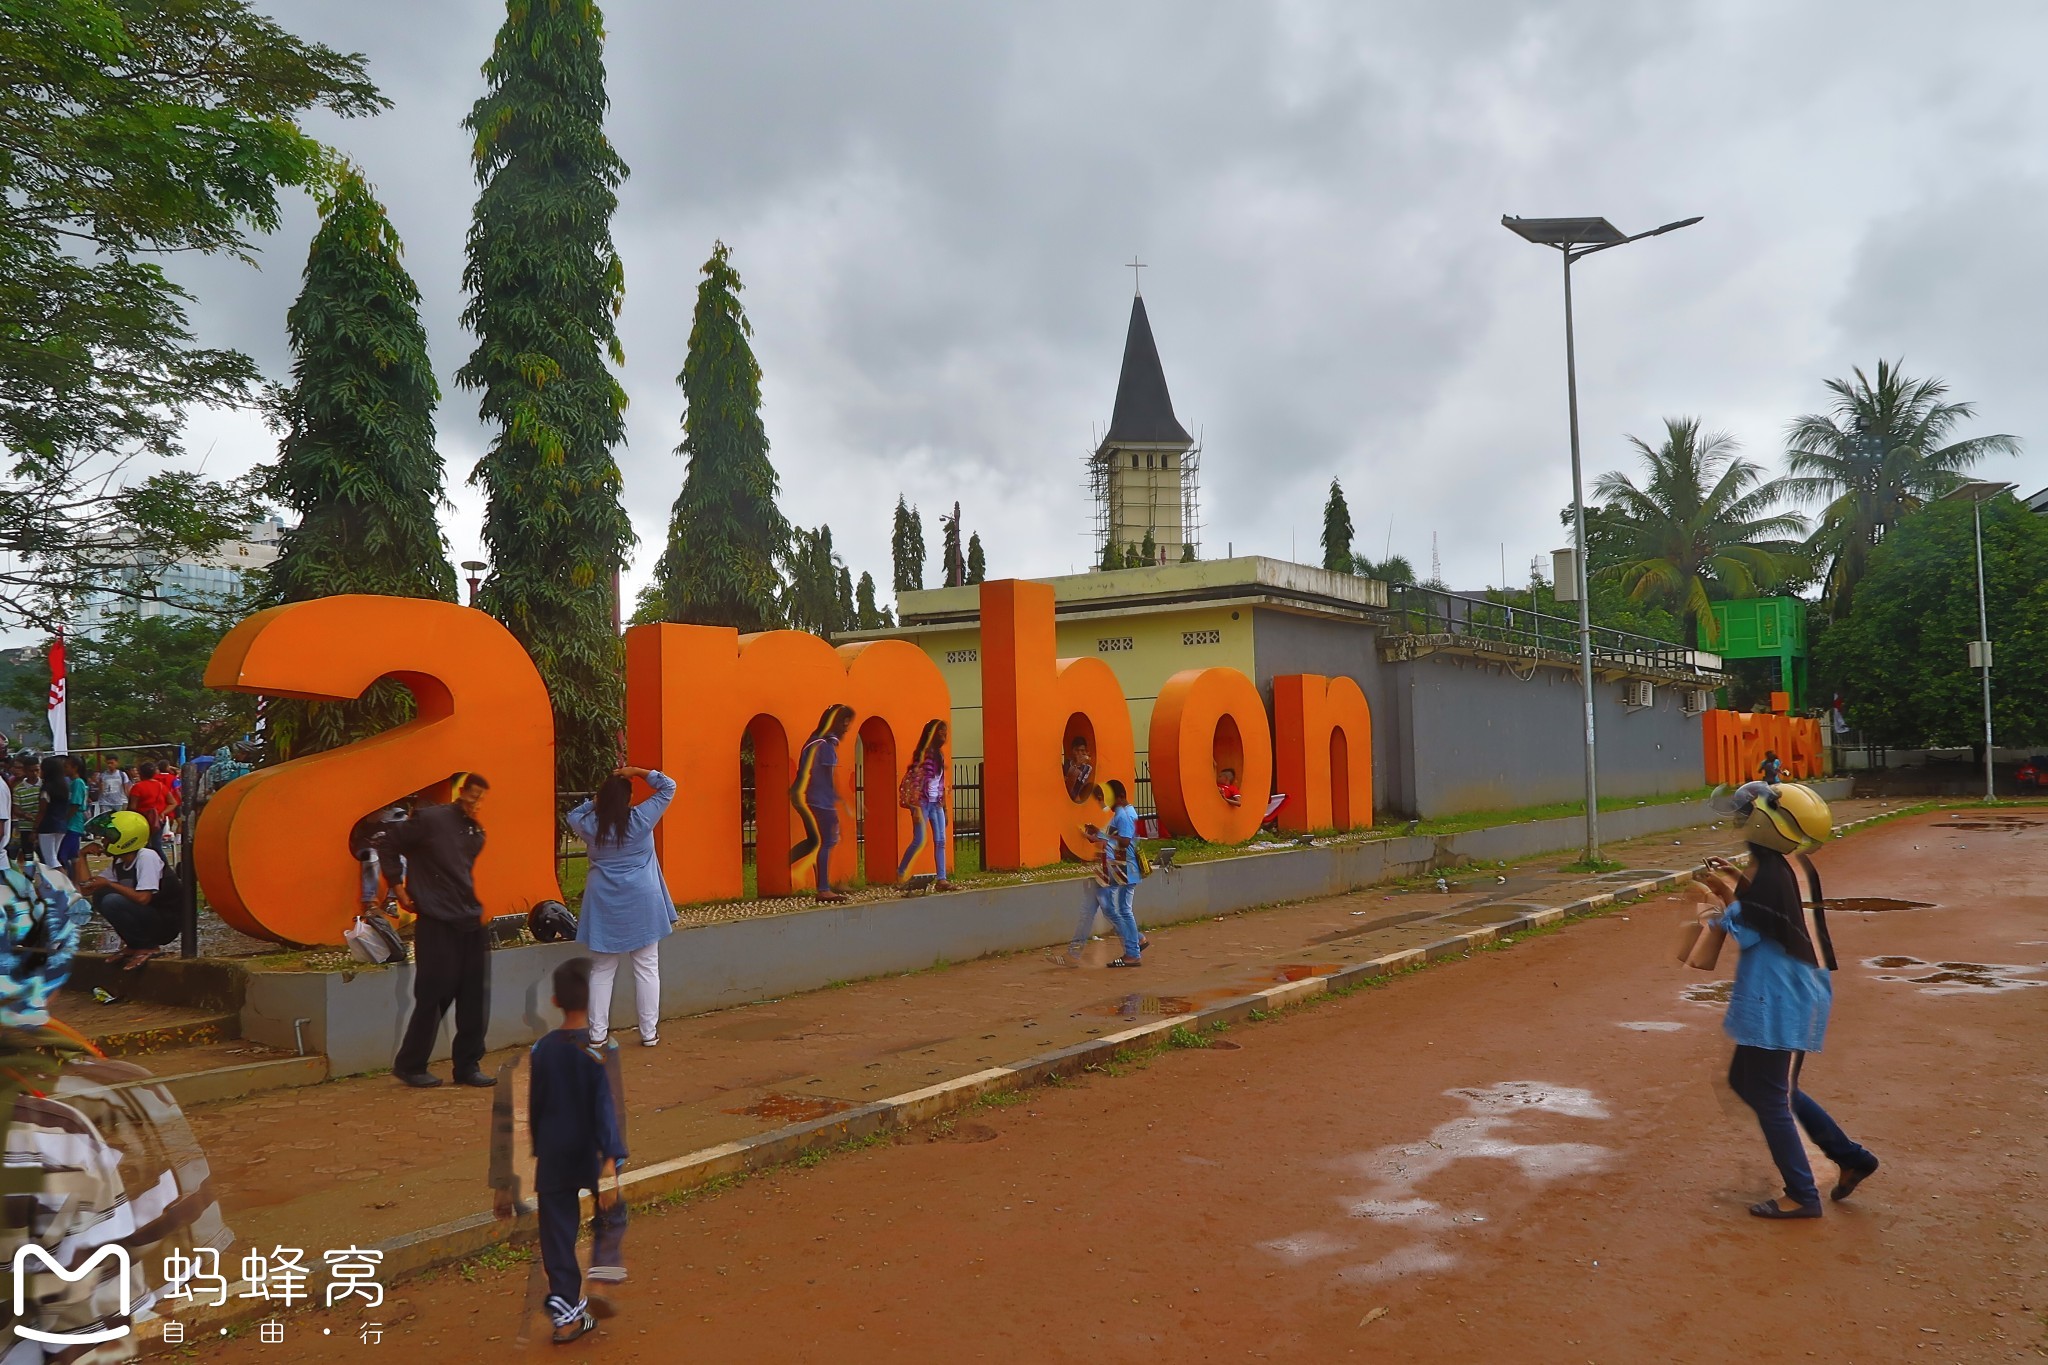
[1695,781,1879,1219]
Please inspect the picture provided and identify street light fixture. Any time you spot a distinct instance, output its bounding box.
[460,560,487,607]
[1502,213,1702,862]
[1940,480,2015,802]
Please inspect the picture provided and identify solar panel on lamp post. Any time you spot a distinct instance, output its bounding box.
[1941,480,2016,802]
[1501,214,1702,863]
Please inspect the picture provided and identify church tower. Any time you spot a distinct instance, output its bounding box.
[1090,290,1200,566]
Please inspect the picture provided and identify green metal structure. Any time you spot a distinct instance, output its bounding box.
[1699,597,1807,708]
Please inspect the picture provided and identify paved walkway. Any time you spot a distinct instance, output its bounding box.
[176,798,1900,1258]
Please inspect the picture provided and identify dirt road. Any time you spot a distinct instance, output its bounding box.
[188,811,2048,1362]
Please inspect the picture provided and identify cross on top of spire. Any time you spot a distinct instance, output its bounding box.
[1127,255,1145,296]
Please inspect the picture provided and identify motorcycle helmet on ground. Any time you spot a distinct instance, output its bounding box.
[83,810,149,857]
[528,900,577,944]
[1711,780,1831,854]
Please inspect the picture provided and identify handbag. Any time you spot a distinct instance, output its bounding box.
[1672,917,1726,971]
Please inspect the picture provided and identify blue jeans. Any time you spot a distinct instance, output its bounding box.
[810,806,839,895]
[922,801,948,881]
[1727,1046,1873,1206]
[1094,883,1142,958]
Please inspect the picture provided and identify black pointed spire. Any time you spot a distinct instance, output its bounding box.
[1102,295,1192,448]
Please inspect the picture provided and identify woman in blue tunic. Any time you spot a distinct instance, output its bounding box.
[565,765,677,1047]
[1697,781,1878,1219]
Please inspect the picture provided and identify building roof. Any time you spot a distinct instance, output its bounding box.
[1100,296,1193,450]
[2026,485,2048,515]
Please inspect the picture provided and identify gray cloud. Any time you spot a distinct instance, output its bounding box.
[165,0,2048,607]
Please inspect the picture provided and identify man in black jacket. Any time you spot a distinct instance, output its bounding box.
[388,772,497,1088]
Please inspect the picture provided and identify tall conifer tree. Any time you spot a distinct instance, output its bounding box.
[891,496,925,593]
[965,532,985,584]
[1321,477,1355,573]
[267,166,454,758]
[459,0,634,790]
[656,241,788,630]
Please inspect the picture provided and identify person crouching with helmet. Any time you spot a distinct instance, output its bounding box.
[77,810,180,969]
[1694,781,1879,1219]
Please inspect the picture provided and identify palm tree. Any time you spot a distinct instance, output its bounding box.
[1591,418,1807,645]
[1785,360,2019,617]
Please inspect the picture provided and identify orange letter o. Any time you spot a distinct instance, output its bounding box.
[1149,668,1273,845]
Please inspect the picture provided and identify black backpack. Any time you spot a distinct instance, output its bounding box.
[151,859,187,921]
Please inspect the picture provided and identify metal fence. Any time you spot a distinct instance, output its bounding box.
[1382,582,1722,680]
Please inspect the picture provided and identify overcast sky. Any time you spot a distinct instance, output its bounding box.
[168,0,2048,604]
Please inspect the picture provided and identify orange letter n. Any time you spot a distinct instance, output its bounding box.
[1273,674,1373,833]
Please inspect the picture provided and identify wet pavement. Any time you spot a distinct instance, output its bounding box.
[175,799,1902,1257]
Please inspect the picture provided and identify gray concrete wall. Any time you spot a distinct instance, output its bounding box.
[1399,654,1704,817]
[256,779,1847,1076]
[1247,608,1706,819]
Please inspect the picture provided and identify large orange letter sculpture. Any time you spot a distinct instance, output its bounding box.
[1272,674,1373,833]
[1149,667,1275,844]
[979,580,1137,868]
[623,625,950,903]
[195,596,560,945]
[1702,710,1822,786]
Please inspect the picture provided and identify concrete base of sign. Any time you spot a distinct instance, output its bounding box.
[245,779,1849,1075]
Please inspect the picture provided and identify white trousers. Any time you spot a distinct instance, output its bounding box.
[588,943,661,1044]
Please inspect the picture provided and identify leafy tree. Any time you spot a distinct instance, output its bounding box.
[4,615,257,752]
[1321,478,1355,573]
[0,0,380,630]
[460,0,636,790]
[1179,542,1195,563]
[1099,537,1122,572]
[854,571,892,629]
[783,524,845,637]
[654,241,787,631]
[1590,417,1807,645]
[965,532,986,584]
[265,166,455,759]
[941,502,965,587]
[1139,529,1158,566]
[1813,495,2048,747]
[891,497,925,593]
[1784,360,2019,618]
[836,565,855,631]
[1355,555,1416,585]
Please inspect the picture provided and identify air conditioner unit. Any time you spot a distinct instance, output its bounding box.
[1680,687,1715,717]
[1622,679,1655,709]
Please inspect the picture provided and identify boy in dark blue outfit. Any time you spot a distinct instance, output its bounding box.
[530,957,629,1343]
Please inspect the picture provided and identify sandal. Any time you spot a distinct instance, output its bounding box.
[1831,1157,1879,1202]
[1748,1198,1821,1220]
[121,949,162,971]
[1107,956,1143,969]
[815,891,849,904]
[104,949,137,970]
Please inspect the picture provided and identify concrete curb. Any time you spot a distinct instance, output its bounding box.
[167,803,1896,1331]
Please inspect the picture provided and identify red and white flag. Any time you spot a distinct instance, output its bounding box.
[46,631,67,755]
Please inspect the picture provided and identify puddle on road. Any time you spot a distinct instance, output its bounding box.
[1273,963,1344,982]
[1829,897,1936,914]
[1617,1020,1687,1032]
[722,1092,858,1122]
[1942,815,2042,832]
[1681,980,1732,1006]
[1261,1081,1611,1292]
[1863,955,2048,995]
[1593,868,1673,882]
[1078,993,1199,1019]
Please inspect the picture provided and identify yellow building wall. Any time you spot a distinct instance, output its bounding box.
[907,604,1257,765]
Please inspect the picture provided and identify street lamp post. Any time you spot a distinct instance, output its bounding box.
[1502,213,1701,863]
[1942,481,2014,802]
[460,560,487,607]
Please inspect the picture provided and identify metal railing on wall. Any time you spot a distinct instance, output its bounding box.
[1381,582,1723,680]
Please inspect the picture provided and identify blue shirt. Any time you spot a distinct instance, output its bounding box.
[1716,900,1832,1053]
[1108,805,1141,880]
[803,737,838,810]
[566,770,678,954]
[528,1028,628,1193]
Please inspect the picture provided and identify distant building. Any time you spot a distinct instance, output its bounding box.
[71,516,285,634]
[2026,485,2047,516]
[1088,292,1201,566]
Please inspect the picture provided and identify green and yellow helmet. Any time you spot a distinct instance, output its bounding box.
[1715,780,1830,853]
[83,810,150,857]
